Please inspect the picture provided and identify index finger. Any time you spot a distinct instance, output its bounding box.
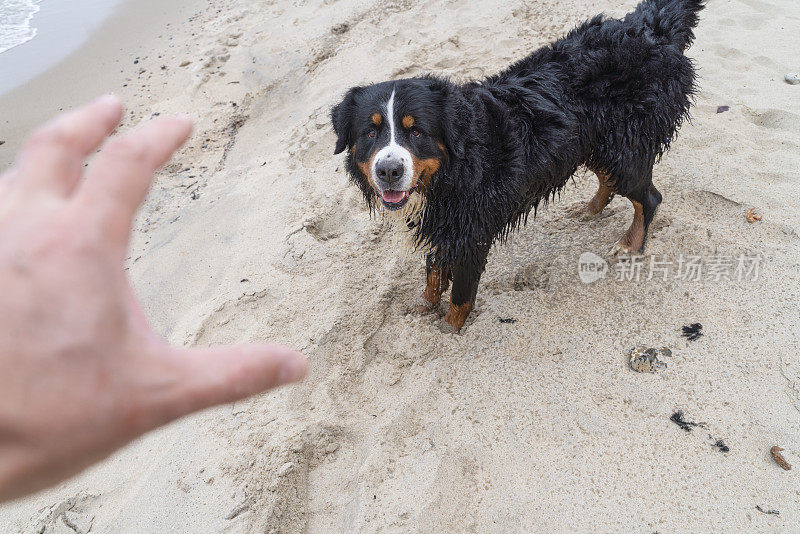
[15,95,123,197]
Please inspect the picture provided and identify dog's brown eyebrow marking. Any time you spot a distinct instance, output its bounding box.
[371,113,382,126]
[402,115,415,129]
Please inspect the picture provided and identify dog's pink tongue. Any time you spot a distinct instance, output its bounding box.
[381,190,407,203]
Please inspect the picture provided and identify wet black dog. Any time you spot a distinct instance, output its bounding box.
[331,0,704,331]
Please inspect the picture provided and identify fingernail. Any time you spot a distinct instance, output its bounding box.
[172,113,194,126]
[97,94,121,107]
[277,352,308,384]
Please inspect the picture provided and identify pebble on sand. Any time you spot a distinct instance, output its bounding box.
[785,73,800,85]
[770,446,792,470]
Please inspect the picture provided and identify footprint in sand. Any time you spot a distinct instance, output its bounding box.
[32,493,99,534]
[744,108,800,132]
[303,214,344,242]
[718,15,766,31]
[513,262,551,291]
[193,288,275,346]
[226,424,350,532]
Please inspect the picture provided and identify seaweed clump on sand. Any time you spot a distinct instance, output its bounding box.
[682,323,703,341]
[670,411,706,432]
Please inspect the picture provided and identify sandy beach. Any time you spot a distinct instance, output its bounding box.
[1,0,799,532]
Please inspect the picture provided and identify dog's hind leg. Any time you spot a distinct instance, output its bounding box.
[585,170,615,217]
[569,170,615,220]
[610,182,662,255]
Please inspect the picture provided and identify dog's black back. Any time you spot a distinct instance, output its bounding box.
[423,0,702,269]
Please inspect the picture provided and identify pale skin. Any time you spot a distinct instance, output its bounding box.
[0,96,308,502]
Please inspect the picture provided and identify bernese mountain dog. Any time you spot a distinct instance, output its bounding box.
[331,0,704,331]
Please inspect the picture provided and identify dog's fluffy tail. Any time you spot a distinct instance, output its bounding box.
[633,0,705,50]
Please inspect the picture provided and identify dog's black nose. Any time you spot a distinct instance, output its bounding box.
[375,158,404,184]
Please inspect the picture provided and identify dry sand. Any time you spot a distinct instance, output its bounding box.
[1,0,799,532]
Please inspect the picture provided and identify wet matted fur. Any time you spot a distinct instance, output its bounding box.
[331,0,705,331]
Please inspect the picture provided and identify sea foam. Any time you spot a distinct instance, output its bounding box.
[0,0,41,54]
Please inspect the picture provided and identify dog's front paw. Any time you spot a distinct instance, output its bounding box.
[609,236,644,256]
[438,318,460,334]
[609,241,633,256]
[442,302,472,333]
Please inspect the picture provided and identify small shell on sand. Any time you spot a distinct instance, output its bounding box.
[629,345,669,373]
[746,208,762,223]
[785,73,800,85]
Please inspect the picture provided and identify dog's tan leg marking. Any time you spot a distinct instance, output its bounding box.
[586,173,614,217]
[444,300,472,332]
[610,199,645,255]
[415,265,449,314]
[576,170,614,218]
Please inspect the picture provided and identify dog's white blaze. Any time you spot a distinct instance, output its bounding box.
[387,89,397,145]
[372,89,429,254]
[371,88,413,192]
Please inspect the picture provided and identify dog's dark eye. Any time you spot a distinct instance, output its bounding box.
[411,129,421,137]
[368,129,376,138]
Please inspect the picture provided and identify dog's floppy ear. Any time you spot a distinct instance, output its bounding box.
[428,80,470,161]
[331,86,361,155]
[442,90,470,161]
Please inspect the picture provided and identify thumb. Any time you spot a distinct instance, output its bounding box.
[149,344,308,425]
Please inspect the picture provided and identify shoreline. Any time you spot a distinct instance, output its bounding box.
[0,0,204,166]
[0,0,124,97]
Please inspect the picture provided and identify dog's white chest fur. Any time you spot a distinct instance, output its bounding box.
[379,193,429,254]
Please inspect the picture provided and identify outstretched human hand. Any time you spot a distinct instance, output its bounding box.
[0,96,307,502]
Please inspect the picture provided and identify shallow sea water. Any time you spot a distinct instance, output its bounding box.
[0,0,42,54]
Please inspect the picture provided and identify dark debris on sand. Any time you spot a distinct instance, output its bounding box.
[682,323,703,341]
[671,412,730,453]
[713,439,730,453]
[670,411,707,432]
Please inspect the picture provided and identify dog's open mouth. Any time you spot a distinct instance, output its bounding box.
[379,187,416,210]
